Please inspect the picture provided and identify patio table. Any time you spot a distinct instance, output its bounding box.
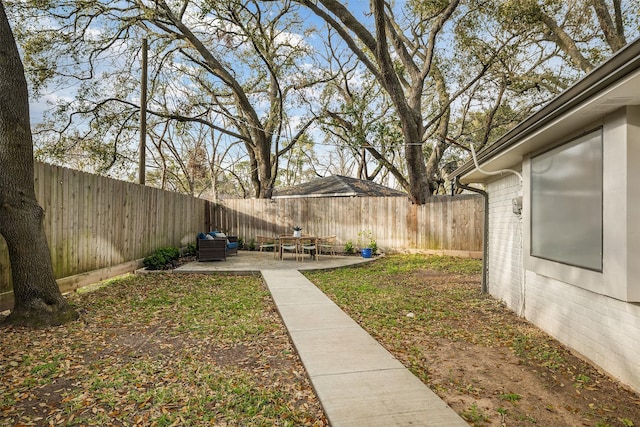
[278,234,318,261]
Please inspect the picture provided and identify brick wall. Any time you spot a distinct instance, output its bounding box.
[486,174,640,392]
[525,269,640,392]
[487,174,524,313]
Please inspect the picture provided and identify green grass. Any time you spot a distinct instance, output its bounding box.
[304,254,640,427]
[461,403,490,424]
[499,393,522,402]
[0,273,326,426]
[5,254,638,427]
[305,255,493,342]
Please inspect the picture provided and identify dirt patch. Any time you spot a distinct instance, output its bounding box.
[385,273,640,426]
[309,262,640,427]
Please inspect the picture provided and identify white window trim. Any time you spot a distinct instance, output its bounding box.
[523,106,640,302]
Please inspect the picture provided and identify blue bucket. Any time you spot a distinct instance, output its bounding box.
[361,248,372,258]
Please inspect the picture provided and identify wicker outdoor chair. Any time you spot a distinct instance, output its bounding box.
[197,237,227,261]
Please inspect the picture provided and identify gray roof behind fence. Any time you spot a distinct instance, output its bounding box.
[273,175,406,199]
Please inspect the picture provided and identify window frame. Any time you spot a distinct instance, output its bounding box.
[529,128,604,272]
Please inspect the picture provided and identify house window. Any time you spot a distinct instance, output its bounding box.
[530,129,603,271]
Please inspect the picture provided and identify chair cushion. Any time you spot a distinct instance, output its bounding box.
[197,232,207,240]
[226,241,238,249]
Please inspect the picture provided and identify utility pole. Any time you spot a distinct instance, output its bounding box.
[139,38,147,185]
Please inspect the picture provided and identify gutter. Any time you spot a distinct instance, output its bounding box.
[449,39,640,295]
[452,37,640,179]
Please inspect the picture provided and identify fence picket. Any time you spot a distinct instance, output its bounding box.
[211,195,483,255]
[1,162,483,310]
[0,162,210,303]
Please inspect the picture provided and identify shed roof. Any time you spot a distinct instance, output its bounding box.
[451,36,640,184]
[273,175,406,199]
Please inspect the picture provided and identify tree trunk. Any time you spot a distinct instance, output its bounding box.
[403,124,431,204]
[371,0,430,204]
[591,0,626,52]
[0,3,78,327]
[540,12,594,72]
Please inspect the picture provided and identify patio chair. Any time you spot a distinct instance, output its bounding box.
[279,235,299,261]
[317,235,336,258]
[197,237,227,261]
[257,235,278,259]
[203,231,238,256]
[299,236,318,262]
[227,236,239,256]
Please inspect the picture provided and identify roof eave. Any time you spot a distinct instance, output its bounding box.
[450,37,640,184]
[272,192,360,199]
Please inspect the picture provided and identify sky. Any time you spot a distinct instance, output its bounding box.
[18,0,639,187]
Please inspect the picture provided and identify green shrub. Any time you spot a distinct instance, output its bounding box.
[344,240,355,255]
[158,247,180,260]
[143,246,180,270]
[184,243,196,256]
[143,253,167,270]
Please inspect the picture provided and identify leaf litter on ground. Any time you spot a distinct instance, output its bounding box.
[1,273,327,426]
[305,255,640,427]
[4,255,640,426]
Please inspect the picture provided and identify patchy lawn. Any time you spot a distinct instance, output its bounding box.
[0,274,327,426]
[3,255,640,426]
[305,255,640,427]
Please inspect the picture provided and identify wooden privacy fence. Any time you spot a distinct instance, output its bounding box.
[0,162,483,312]
[211,194,484,255]
[0,162,211,310]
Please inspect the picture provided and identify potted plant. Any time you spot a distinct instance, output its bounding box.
[293,225,302,238]
[357,230,376,258]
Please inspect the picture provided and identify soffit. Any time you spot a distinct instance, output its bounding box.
[461,70,640,183]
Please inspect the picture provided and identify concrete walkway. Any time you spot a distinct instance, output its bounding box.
[175,253,466,425]
[262,269,467,427]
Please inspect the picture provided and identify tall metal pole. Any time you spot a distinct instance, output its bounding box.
[139,38,147,185]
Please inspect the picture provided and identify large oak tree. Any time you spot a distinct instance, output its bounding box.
[0,2,78,327]
[8,0,639,202]
[11,0,324,198]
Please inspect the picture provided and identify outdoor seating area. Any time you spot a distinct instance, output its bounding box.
[196,231,337,264]
[256,234,324,262]
[196,231,238,261]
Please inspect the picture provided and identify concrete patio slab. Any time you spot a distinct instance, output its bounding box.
[173,250,374,274]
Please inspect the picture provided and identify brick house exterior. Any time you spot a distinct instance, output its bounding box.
[451,38,640,392]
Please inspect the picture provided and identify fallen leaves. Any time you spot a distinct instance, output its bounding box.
[306,254,640,427]
[1,274,327,426]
